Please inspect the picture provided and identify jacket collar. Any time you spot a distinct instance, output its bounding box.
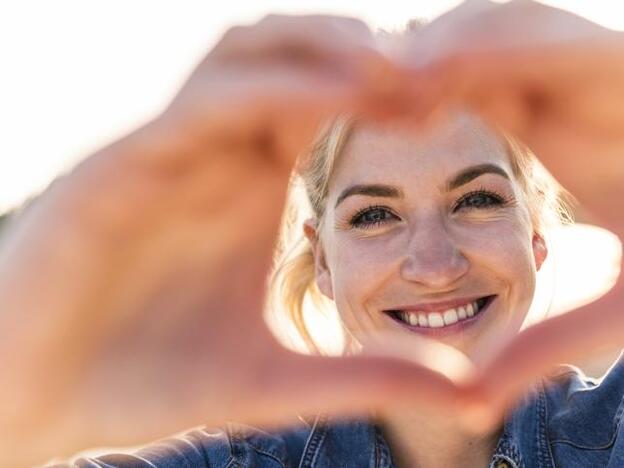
[300,386,551,468]
[300,413,392,468]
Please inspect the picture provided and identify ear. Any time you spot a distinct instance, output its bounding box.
[303,218,334,300]
[532,233,548,272]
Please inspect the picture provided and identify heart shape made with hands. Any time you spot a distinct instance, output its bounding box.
[100,0,624,432]
[3,3,624,460]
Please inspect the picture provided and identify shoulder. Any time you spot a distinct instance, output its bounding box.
[58,415,381,468]
[543,353,624,449]
[57,420,313,468]
[505,351,624,467]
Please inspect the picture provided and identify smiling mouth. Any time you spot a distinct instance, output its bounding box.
[385,295,496,329]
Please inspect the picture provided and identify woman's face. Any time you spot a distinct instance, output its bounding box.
[310,115,547,356]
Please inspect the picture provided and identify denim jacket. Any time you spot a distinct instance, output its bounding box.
[61,352,624,468]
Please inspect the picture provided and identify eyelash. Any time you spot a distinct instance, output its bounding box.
[348,189,509,229]
[349,205,399,229]
[452,189,508,212]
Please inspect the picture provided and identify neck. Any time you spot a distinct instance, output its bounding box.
[377,407,503,468]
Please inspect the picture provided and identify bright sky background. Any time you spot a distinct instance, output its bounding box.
[2,0,624,212]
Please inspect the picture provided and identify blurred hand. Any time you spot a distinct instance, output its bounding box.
[396,0,624,428]
[0,15,464,466]
[400,0,624,235]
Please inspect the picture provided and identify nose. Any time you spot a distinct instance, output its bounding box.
[400,216,469,289]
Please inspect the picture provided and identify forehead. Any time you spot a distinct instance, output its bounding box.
[329,114,513,190]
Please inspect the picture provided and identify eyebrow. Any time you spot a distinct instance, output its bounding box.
[334,184,403,208]
[334,163,510,209]
[446,163,510,191]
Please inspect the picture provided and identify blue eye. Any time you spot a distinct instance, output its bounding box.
[455,190,505,211]
[350,206,399,228]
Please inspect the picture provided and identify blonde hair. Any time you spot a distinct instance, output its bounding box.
[269,116,573,352]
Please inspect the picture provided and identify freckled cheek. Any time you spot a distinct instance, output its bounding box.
[328,236,403,314]
[459,223,536,298]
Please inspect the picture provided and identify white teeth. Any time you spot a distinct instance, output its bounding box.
[428,312,444,328]
[394,298,489,328]
[443,309,458,325]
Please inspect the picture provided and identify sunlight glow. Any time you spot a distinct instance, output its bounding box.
[537,223,622,317]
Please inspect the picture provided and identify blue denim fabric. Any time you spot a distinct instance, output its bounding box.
[63,352,624,467]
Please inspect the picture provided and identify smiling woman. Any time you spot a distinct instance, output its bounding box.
[274,114,570,356]
[3,2,624,468]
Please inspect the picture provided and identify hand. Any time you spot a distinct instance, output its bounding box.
[401,0,624,236]
[396,0,624,426]
[0,15,465,466]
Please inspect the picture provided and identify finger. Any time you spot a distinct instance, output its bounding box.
[213,351,467,429]
[209,14,400,101]
[211,15,376,70]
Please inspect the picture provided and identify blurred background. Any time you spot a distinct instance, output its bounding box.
[1,0,623,377]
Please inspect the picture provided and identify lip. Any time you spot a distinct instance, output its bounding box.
[386,295,490,313]
[384,295,497,337]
